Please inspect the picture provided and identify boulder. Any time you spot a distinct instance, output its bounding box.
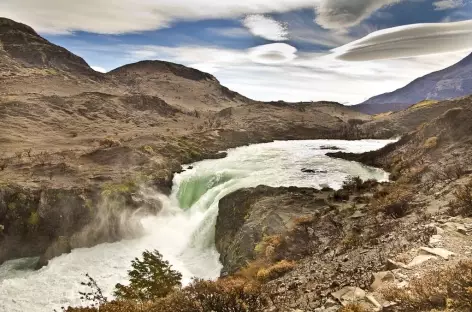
[420,247,456,260]
[215,186,334,274]
[407,254,437,268]
[331,286,366,306]
[370,271,395,291]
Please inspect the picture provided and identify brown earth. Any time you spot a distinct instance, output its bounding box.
[3,16,472,312]
[0,17,373,267]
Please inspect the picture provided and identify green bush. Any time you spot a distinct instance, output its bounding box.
[114,250,182,301]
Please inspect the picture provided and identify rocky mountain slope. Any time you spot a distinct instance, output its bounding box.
[211,96,472,311]
[108,61,251,111]
[0,17,372,266]
[0,17,249,111]
[354,52,472,114]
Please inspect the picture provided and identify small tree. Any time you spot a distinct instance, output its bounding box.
[114,250,182,301]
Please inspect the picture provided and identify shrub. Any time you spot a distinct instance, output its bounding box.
[339,303,368,312]
[255,260,295,282]
[99,137,121,148]
[332,189,350,201]
[254,235,282,258]
[382,260,472,311]
[432,163,466,183]
[372,185,414,218]
[448,180,472,217]
[114,250,182,301]
[343,176,364,192]
[67,277,267,312]
[423,136,438,149]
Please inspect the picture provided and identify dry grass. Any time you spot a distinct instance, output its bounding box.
[339,303,368,312]
[373,111,393,120]
[409,99,439,110]
[292,215,315,227]
[254,235,282,258]
[98,137,122,148]
[423,136,438,149]
[448,179,472,217]
[255,260,295,282]
[67,277,267,312]
[382,260,472,312]
[372,184,414,218]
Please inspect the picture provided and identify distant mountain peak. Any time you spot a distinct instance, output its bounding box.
[0,17,39,37]
[109,60,218,83]
[353,52,472,115]
[0,16,99,77]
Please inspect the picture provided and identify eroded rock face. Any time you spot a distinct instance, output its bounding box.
[215,186,335,274]
[0,184,150,267]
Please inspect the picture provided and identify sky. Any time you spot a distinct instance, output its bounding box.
[2,0,472,104]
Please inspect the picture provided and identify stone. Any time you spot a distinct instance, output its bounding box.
[350,210,366,219]
[407,254,437,268]
[435,226,445,235]
[429,234,443,247]
[456,224,468,235]
[420,247,456,260]
[387,258,408,270]
[366,294,382,310]
[331,287,366,306]
[370,271,395,291]
[324,298,338,308]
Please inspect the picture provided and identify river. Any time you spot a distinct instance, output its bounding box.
[0,139,394,312]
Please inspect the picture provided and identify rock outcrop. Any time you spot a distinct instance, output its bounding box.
[216,186,332,274]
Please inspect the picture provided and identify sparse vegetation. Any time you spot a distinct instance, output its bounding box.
[67,250,268,312]
[382,260,472,312]
[99,137,121,148]
[448,179,472,217]
[339,303,368,312]
[372,184,414,218]
[423,136,438,149]
[27,211,40,226]
[255,260,295,281]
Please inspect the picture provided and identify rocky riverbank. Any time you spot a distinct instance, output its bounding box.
[210,100,472,311]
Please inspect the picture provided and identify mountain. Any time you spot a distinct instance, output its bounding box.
[354,52,472,114]
[108,60,252,111]
[0,17,249,110]
[0,18,98,76]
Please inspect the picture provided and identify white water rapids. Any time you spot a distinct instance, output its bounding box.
[0,139,394,312]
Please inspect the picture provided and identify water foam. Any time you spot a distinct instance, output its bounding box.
[0,139,394,312]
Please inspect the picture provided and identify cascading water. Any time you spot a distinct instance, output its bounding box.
[0,139,394,312]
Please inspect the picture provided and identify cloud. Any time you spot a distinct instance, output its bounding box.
[314,0,403,30]
[0,0,314,34]
[91,66,107,73]
[243,15,288,41]
[332,20,472,61]
[2,0,404,35]
[249,43,297,64]
[76,41,468,104]
[434,0,466,10]
[206,27,251,38]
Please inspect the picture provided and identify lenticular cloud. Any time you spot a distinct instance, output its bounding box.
[333,20,472,61]
[249,43,297,64]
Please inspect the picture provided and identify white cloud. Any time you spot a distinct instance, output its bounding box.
[314,0,403,30]
[249,43,297,64]
[243,14,288,41]
[91,66,107,73]
[0,0,314,34]
[2,0,405,35]
[84,42,468,105]
[332,19,472,61]
[434,0,466,10]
